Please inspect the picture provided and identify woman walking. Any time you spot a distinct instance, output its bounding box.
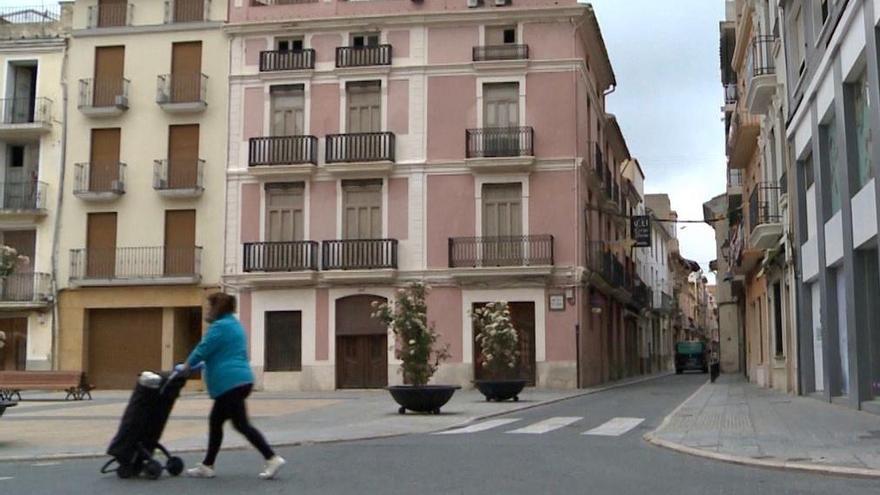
[182,292,285,479]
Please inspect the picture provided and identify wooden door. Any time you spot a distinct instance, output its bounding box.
[90,128,120,192]
[265,183,304,242]
[98,0,126,28]
[346,82,381,133]
[472,302,536,385]
[86,212,117,278]
[0,318,27,371]
[167,124,199,189]
[483,83,519,156]
[336,335,388,389]
[482,183,522,265]
[171,42,202,102]
[271,86,305,137]
[11,65,36,123]
[342,180,382,240]
[164,210,196,275]
[88,309,162,389]
[94,46,124,107]
[174,0,204,22]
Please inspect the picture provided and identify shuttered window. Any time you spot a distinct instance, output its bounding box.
[265,183,304,242]
[264,311,302,372]
[342,180,382,239]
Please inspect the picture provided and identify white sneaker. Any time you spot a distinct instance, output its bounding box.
[258,456,286,480]
[186,463,216,478]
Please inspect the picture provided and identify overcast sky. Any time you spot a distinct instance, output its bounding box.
[1,0,726,278]
[589,0,726,280]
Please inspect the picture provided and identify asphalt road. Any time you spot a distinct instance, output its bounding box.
[1,374,878,494]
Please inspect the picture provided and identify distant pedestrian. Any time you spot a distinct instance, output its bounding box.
[182,292,286,480]
[709,345,720,383]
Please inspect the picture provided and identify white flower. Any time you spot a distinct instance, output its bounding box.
[408,339,416,345]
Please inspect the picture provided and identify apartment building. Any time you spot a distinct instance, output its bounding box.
[0,6,69,371]
[781,0,880,413]
[56,0,227,389]
[721,0,798,393]
[222,0,655,391]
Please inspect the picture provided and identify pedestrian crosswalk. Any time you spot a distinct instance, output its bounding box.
[433,416,646,437]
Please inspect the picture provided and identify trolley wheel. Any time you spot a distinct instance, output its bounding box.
[398,406,406,415]
[116,463,134,479]
[166,457,184,477]
[144,460,163,480]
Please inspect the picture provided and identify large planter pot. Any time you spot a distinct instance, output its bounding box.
[474,379,527,402]
[387,385,461,415]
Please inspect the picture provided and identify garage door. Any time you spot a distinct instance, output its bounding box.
[88,308,162,389]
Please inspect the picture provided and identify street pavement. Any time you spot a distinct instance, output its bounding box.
[2,374,878,494]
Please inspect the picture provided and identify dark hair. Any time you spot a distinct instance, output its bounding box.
[207,292,236,322]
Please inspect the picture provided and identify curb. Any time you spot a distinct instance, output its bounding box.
[642,380,880,479]
[0,371,674,463]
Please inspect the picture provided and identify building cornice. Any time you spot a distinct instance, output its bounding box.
[71,21,223,38]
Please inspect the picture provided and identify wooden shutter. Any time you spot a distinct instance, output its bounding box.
[265,183,304,242]
[264,311,302,372]
[483,82,519,127]
[174,0,204,22]
[171,41,202,102]
[342,180,382,239]
[482,183,522,237]
[270,86,305,137]
[346,82,381,133]
[90,128,121,192]
[98,0,126,27]
[87,212,117,278]
[94,46,124,107]
[164,210,196,275]
[167,124,199,189]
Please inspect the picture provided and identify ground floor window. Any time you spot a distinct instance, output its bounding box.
[265,311,302,372]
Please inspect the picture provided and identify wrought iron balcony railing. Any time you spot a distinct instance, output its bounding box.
[73,162,126,197]
[448,235,554,268]
[748,182,782,233]
[249,135,318,166]
[0,181,47,211]
[78,78,130,110]
[0,272,51,302]
[153,159,205,192]
[321,239,398,270]
[325,132,395,163]
[243,241,319,272]
[70,246,202,282]
[0,97,51,126]
[156,73,208,105]
[259,49,315,72]
[466,127,534,159]
[335,45,392,68]
[472,44,529,62]
[164,0,208,23]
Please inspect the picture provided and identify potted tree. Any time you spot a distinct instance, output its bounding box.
[472,302,526,402]
[373,282,458,415]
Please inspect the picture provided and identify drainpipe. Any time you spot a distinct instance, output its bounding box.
[50,40,70,370]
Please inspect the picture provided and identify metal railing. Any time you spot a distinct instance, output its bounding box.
[724,83,737,105]
[249,135,318,166]
[779,172,787,196]
[243,241,319,272]
[251,0,318,4]
[70,246,202,281]
[156,73,208,105]
[0,97,51,126]
[259,49,315,72]
[0,181,47,211]
[153,159,205,191]
[335,45,392,68]
[472,44,530,62]
[0,6,60,24]
[748,35,776,79]
[591,142,606,183]
[631,277,652,308]
[87,3,132,28]
[466,127,534,159]
[727,169,743,188]
[78,78,129,109]
[321,239,398,270]
[661,292,674,311]
[325,132,395,163]
[448,235,554,268]
[749,182,781,232]
[73,162,126,195]
[0,272,51,302]
[587,241,613,281]
[164,0,208,23]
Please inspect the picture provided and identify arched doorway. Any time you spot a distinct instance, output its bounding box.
[335,295,388,389]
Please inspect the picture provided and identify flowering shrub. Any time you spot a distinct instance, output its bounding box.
[472,302,520,379]
[0,330,5,350]
[372,283,450,386]
[0,245,28,278]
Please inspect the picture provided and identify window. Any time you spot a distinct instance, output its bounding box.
[346,81,381,133]
[847,72,872,190]
[8,146,23,168]
[351,33,380,47]
[773,282,784,357]
[270,85,305,136]
[342,179,382,239]
[821,114,840,214]
[486,25,516,45]
[483,82,519,127]
[790,7,806,76]
[481,183,522,237]
[276,37,303,52]
[264,311,302,372]
[803,155,814,189]
[265,183,304,242]
[819,0,829,25]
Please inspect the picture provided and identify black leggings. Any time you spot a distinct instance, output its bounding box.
[203,384,274,466]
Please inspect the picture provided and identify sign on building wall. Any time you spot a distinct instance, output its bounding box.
[631,215,652,248]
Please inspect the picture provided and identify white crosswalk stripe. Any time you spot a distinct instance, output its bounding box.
[507,416,583,434]
[433,418,521,435]
[582,417,645,436]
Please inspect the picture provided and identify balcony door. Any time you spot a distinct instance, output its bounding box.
[271,85,304,137]
[10,64,36,124]
[98,0,126,28]
[265,183,304,242]
[481,183,522,266]
[171,41,202,103]
[346,81,381,133]
[4,144,38,209]
[472,301,536,385]
[86,212,117,278]
[167,124,199,189]
[483,82,519,157]
[174,0,204,23]
[343,180,382,240]
[164,210,196,276]
[90,128,120,192]
[94,46,124,108]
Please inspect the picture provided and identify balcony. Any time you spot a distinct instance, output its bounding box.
[727,111,760,169]
[465,127,535,173]
[321,239,397,281]
[248,136,317,176]
[724,83,737,107]
[156,73,207,113]
[164,0,208,23]
[586,142,606,190]
[87,3,132,28]
[746,36,777,115]
[259,49,315,72]
[472,44,529,65]
[73,162,126,201]
[631,277,652,310]
[0,98,52,138]
[69,246,202,286]
[153,159,204,198]
[727,169,743,195]
[78,78,129,117]
[335,45,392,69]
[448,235,554,278]
[0,181,48,220]
[0,272,51,310]
[243,241,319,273]
[748,182,782,250]
[325,132,395,175]
[660,292,675,313]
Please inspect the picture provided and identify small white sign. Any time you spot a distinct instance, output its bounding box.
[549,294,565,311]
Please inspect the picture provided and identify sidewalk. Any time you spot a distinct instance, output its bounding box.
[645,374,880,477]
[0,373,668,461]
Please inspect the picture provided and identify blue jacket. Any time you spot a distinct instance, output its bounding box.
[186,314,254,399]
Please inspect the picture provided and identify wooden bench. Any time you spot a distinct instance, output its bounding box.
[0,400,15,418]
[0,371,93,401]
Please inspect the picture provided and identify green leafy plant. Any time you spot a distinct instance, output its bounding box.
[372,283,450,386]
[0,330,5,350]
[472,302,520,380]
[0,245,27,278]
